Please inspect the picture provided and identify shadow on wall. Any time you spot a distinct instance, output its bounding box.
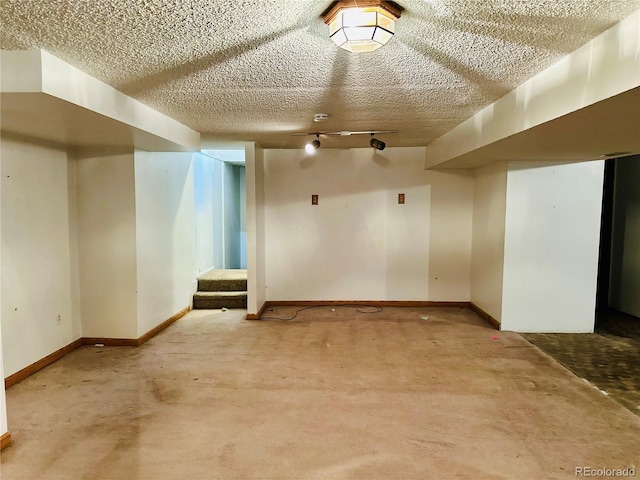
[275,147,472,207]
[372,152,390,167]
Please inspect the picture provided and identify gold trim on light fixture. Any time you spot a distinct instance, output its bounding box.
[323,0,401,53]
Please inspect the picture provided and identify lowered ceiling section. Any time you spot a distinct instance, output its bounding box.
[0,50,200,152]
[424,9,640,169]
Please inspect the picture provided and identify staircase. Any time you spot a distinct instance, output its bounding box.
[193,269,248,309]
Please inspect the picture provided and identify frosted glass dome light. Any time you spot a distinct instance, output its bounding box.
[323,0,401,53]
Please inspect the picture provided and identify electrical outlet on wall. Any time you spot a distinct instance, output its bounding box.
[56,314,61,325]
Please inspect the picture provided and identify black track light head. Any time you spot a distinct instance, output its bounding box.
[305,135,321,153]
[370,137,386,151]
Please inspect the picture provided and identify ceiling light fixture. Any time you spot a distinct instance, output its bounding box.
[305,134,321,154]
[323,0,401,53]
[295,130,396,149]
[293,130,396,137]
[370,134,386,151]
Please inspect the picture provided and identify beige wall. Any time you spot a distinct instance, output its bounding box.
[76,152,138,339]
[471,162,508,323]
[427,168,475,300]
[501,161,605,332]
[1,139,205,379]
[1,136,81,376]
[246,143,266,313]
[0,324,6,435]
[134,151,197,337]
[0,138,8,434]
[263,147,473,301]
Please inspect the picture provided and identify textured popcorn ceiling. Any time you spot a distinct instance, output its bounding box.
[1,0,639,149]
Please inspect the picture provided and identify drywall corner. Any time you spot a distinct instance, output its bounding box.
[245,142,266,314]
[471,162,508,324]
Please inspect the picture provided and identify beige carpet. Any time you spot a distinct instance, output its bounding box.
[196,269,247,282]
[1,306,638,479]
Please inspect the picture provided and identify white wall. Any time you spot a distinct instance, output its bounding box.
[134,151,197,337]
[2,144,201,355]
[240,167,247,269]
[471,162,508,323]
[501,161,605,332]
[263,147,473,301]
[246,143,266,314]
[212,159,224,269]
[428,169,475,300]
[194,154,215,274]
[67,156,82,340]
[76,152,138,339]
[223,163,241,269]
[1,136,81,376]
[610,155,640,317]
[255,147,265,307]
[0,324,6,436]
[0,142,8,437]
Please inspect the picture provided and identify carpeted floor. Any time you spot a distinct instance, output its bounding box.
[1,306,638,479]
[196,268,247,283]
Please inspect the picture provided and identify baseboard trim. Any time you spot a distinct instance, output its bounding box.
[249,300,470,319]
[252,300,499,330]
[137,306,191,346]
[264,300,469,308]
[470,302,501,330]
[4,338,84,389]
[1,432,12,451]
[81,337,138,347]
[5,306,191,388]
[246,302,268,320]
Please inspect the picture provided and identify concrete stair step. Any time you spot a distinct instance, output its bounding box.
[193,291,247,310]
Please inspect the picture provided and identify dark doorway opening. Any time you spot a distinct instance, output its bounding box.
[595,159,616,316]
[595,155,640,328]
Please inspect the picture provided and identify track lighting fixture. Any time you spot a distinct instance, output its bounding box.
[305,134,321,154]
[294,130,395,149]
[370,134,386,151]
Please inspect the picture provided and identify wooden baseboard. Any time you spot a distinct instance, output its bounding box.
[246,302,268,320]
[5,307,191,388]
[4,338,84,389]
[81,337,138,347]
[83,306,191,347]
[470,302,501,330]
[249,300,471,319]
[0,432,11,451]
[137,306,190,346]
[264,300,469,308]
